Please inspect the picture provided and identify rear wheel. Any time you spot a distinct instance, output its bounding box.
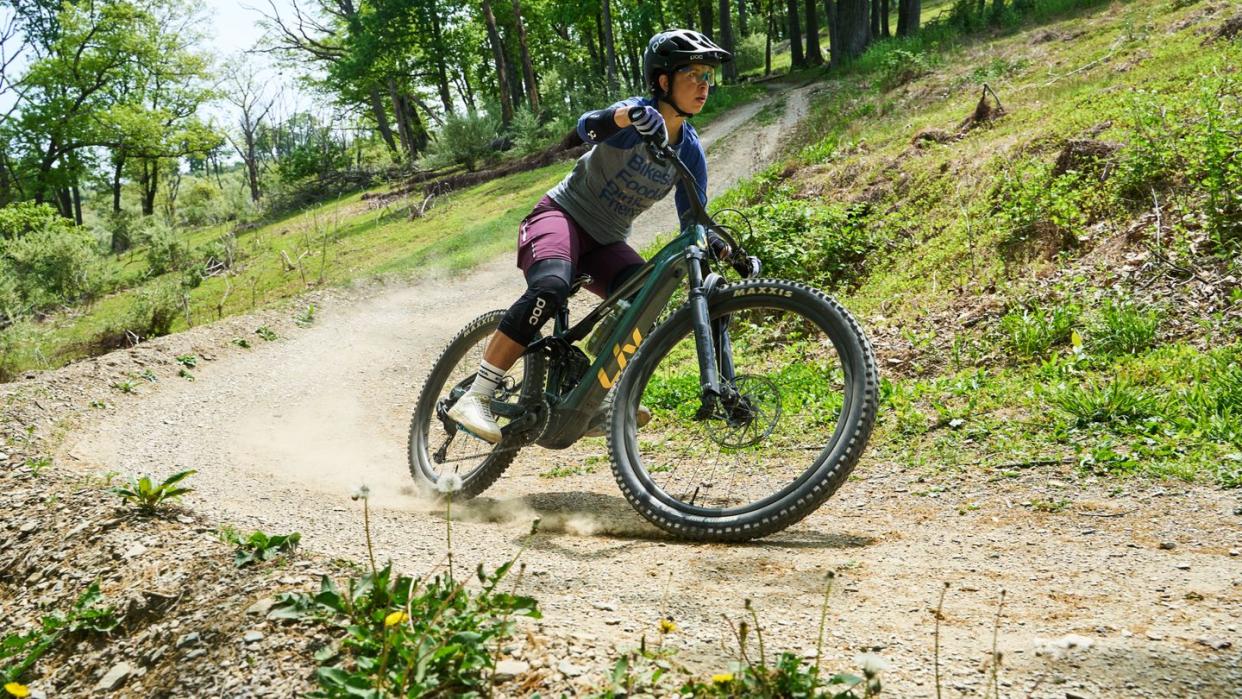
[607,279,878,541]
[408,310,545,498]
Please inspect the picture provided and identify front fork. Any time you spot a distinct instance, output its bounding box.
[686,246,737,420]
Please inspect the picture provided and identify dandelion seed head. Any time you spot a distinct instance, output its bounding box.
[351,484,371,501]
[854,652,892,677]
[436,473,463,494]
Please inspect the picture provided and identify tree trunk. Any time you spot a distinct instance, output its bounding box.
[870,0,880,40]
[626,34,643,90]
[805,0,824,65]
[699,0,714,38]
[765,0,774,74]
[897,0,919,36]
[481,0,513,124]
[739,0,749,35]
[838,0,869,59]
[991,0,1004,20]
[111,149,125,215]
[140,160,159,216]
[825,0,840,67]
[881,0,891,37]
[787,0,804,68]
[72,185,82,226]
[719,0,737,80]
[511,0,539,113]
[430,7,455,116]
[586,17,602,78]
[368,88,398,155]
[602,0,618,93]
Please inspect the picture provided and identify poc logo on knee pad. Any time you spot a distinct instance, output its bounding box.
[528,298,547,325]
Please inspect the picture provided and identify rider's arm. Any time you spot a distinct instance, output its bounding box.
[674,137,708,226]
[576,101,640,145]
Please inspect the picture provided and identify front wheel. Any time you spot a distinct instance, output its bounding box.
[408,310,545,499]
[607,279,879,541]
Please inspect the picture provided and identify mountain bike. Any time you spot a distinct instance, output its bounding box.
[408,143,879,541]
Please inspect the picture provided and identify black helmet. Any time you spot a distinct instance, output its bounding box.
[643,29,732,93]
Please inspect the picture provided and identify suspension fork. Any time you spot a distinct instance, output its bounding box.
[688,246,730,420]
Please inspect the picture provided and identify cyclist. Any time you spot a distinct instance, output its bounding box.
[448,29,732,443]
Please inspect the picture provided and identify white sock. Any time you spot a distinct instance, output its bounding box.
[468,360,506,397]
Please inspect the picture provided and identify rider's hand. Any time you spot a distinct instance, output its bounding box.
[627,105,668,148]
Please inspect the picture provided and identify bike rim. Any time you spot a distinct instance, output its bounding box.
[624,298,855,517]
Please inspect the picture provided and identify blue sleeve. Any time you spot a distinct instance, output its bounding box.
[577,97,644,146]
[674,136,707,225]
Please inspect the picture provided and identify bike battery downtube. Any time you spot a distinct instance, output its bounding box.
[686,246,721,416]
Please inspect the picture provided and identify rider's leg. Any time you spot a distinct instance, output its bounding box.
[578,246,652,437]
[448,258,573,443]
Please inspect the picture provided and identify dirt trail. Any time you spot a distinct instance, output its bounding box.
[63,81,1241,697]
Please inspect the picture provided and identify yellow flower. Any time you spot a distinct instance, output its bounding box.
[384,611,409,627]
[4,683,30,698]
[711,673,734,684]
[658,618,677,634]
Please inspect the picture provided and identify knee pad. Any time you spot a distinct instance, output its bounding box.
[498,260,572,344]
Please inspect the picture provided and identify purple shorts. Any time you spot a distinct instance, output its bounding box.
[517,196,644,298]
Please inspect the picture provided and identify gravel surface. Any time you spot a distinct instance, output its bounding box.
[5,79,1240,697]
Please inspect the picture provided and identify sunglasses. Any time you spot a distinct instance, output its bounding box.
[675,66,716,86]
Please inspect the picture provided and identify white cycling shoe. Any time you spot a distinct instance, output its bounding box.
[447,393,502,444]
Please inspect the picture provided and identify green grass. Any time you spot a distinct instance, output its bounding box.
[5,161,570,373]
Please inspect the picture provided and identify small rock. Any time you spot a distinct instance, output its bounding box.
[176,515,195,524]
[185,648,206,659]
[95,661,134,691]
[19,521,37,534]
[494,659,530,681]
[1230,550,1239,557]
[1159,541,1176,550]
[558,659,584,677]
[176,632,200,648]
[246,597,276,616]
[123,543,148,559]
[1146,631,1165,641]
[1175,563,1191,571]
[243,630,264,643]
[1196,638,1232,651]
[591,601,617,612]
[0,451,9,461]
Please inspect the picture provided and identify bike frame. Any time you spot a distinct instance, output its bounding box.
[515,144,739,450]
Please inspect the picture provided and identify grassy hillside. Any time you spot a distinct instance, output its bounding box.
[716,0,1241,487]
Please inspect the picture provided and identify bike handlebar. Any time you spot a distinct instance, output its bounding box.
[648,142,762,279]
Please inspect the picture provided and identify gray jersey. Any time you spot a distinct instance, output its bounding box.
[548,96,707,245]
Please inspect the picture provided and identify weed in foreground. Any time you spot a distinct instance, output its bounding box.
[221,529,302,568]
[267,483,541,696]
[0,582,118,684]
[109,468,196,515]
[604,573,888,698]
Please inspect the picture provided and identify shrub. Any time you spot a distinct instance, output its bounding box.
[1090,298,1160,355]
[0,214,106,313]
[141,220,192,276]
[737,197,879,288]
[0,202,63,240]
[508,107,554,156]
[425,111,500,171]
[125,280,181,339]
[178,179,229,227]
[733,33,768,75]
[876,47,941,90]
